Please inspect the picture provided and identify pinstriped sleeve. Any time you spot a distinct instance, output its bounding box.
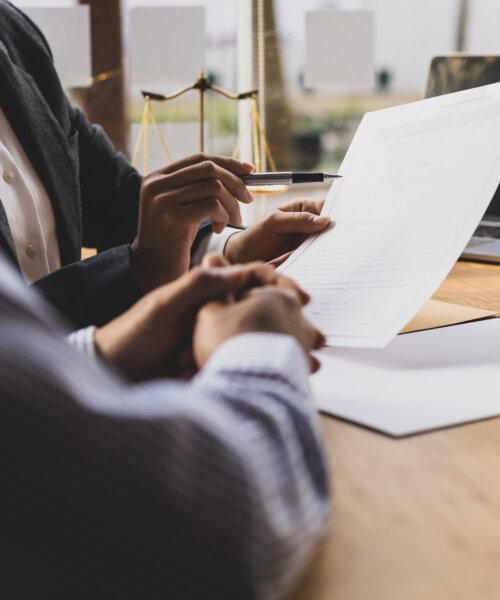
[0,299,330,599]
[66,325,97,359]
[193,333,331,598]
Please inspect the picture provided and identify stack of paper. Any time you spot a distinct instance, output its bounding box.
[277,84,500,435]
[312,320,500,436]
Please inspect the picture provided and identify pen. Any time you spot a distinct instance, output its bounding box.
[241,171,342,186]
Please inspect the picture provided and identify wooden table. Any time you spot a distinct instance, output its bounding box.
[292,260,500,600]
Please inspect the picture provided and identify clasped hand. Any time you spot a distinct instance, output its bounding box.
[95,254,325,381]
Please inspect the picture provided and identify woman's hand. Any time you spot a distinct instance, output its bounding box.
[131,154,254,292]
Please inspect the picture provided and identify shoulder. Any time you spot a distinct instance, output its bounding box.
[0,1,53,61]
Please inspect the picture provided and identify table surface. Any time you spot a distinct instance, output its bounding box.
[292,260,500,600]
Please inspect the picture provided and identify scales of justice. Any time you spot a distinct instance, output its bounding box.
[131,69,286,194]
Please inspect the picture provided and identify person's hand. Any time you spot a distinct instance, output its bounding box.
[94,254,309,382]
[130,154,255,293]
[224,198,331,267]
[193,283,326,374]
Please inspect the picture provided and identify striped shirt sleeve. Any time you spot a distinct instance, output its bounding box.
[0,266,331,599]
[66,325,97,359]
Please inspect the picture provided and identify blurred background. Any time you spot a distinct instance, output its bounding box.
[15,0,500,219]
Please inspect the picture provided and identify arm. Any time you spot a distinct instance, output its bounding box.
[32,244,142,327]
[70,98,256,289]
[32,114,224,327]
[32,146,253,325]
[3,2,225,320]
[191,333,331,598]
[69,103,142,252]
[0,273,330,599]
[31,220,213,329]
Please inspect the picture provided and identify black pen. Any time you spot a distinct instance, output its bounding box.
[241,171,342,186]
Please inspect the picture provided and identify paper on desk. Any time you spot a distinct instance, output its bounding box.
[312,319,500,437]
[401,299,497,333]
[279,83,500,347]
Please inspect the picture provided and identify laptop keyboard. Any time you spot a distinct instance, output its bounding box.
[474,223,500,239]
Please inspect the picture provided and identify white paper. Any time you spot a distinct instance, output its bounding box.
[312,319,500,437]
[279,83,500,347]
[23,7,91,88]
[129,7,205,86]
[305,10,374,90]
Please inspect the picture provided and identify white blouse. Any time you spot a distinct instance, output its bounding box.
[0,106,61,283]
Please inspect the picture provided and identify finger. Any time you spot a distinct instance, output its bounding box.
[160,264,252,312]
[176,261,309,311]
[157,192,231,230]
[177,344,196,369]
[310,354,321,373]
[159,153,254,178]
[202,253,230,268]
[182,181,242,226]
[160,160,253,205]
[158,180,242,226]
[313,329,327,350]
[233,263,310,304]
[278,197,325,215]
[200,256,236,304]
[266,209,331,235]
[267,250,294,268]
[212,221,227,234]
[244,284,303,307]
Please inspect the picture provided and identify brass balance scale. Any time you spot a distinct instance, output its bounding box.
[131,69,286,195]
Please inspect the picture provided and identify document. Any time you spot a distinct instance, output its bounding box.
[312,319,500,436]
[279,83,500,347]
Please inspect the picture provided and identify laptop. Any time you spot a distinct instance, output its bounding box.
[425,55,500,263]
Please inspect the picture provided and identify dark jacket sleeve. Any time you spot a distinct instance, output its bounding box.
[37,102,214,327]
[69,102,142,252]
[1,0,216,327]
[32,245,142,328]
[32,224,214,329]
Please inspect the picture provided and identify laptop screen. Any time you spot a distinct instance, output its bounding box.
[425,55,500,218]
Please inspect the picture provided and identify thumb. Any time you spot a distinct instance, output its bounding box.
[268,210,331,235]
[184,261,303,307]
[177,263,258,308]
[202,252,230,268]
[267,250,294,268]
[177,260,309,310]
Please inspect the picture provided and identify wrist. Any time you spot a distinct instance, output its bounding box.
[67,326,98,360]
[130,237,161,294]
[130,238,189,293]
[223,230,244,264]
[93,294,159,382]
